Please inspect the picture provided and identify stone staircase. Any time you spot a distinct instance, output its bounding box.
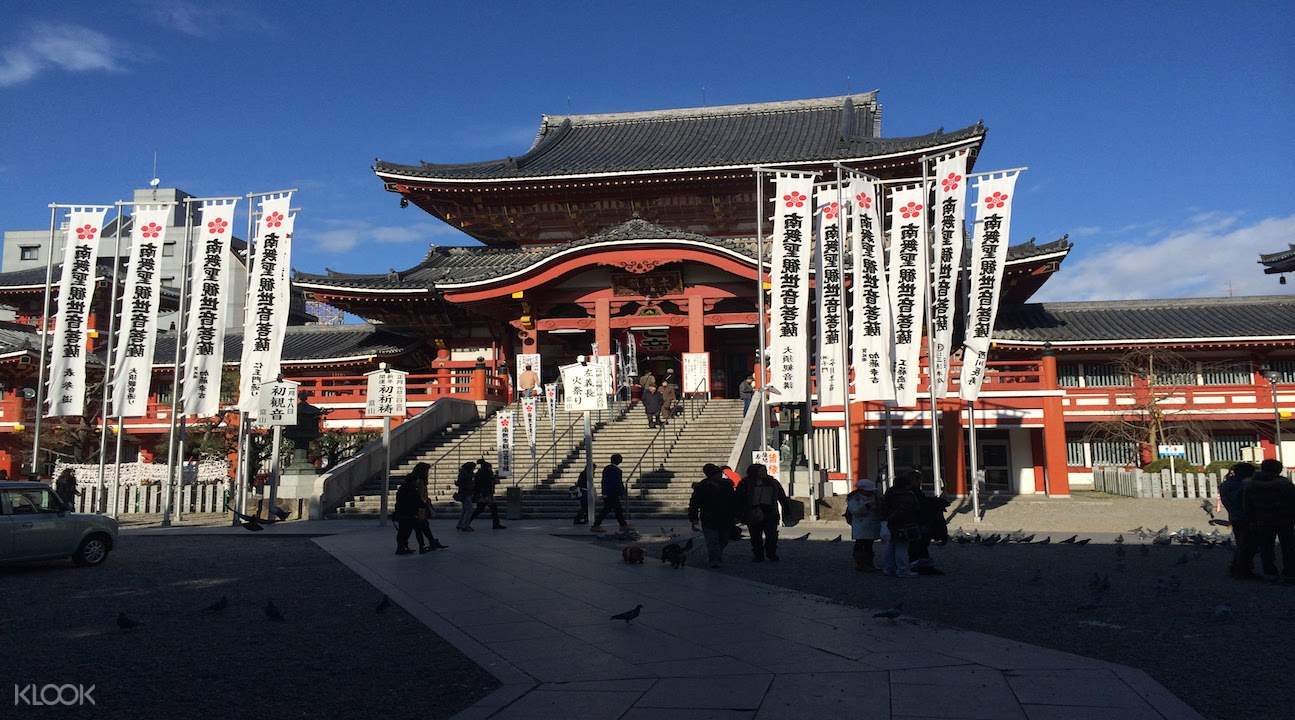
[333,397,745,519]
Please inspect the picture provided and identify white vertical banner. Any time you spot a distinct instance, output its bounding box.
[929,152,969,398]
[237,193,293,412]
[46,206,110,417]
[814,184,847,407]
[848,178,894,402]
[521,396,538,446]
[110,204,171,417]
[768,173,814,404]
[183,199,237,417]
[887,185,929,408]
[545,382,558,422]
[624,331,638,377]
[960,172,1020,401]
[496,409,514,476]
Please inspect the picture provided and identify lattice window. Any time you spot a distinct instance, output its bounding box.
[1155,365,1197,386]
[1083,363,1130,387]
[1265,359,1295,384]
[1090,439,1138,465]
[1211,433,1258,462]
[1057,364,1081,388]
[1201,362,1253,385]
[1066,435,1087,466]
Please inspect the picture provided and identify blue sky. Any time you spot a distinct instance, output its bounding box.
[1,1,1291,300]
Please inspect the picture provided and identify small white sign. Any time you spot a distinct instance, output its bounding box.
[561,362,607,412]
[752,449,781,480]
[1157,444,1186,458]
[365,367,408,417]
[682,352,710,394]
[255,380,300,427]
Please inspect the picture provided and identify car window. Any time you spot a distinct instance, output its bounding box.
[2,489,60,514]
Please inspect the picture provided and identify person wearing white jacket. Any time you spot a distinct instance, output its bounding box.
[845,478,882,572]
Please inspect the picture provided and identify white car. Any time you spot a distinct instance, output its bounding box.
[0,482,119,566]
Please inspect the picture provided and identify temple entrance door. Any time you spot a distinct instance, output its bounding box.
[979,439,1012,492]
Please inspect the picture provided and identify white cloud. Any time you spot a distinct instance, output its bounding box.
[1037,212,1295,302]
[0,23,133,86]
[312,219,470,254]
[141,1,268,37]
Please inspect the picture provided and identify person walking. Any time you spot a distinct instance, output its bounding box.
[591,454,631,532]
[659,381,677,422]
[412,462,448,551]
[469,459,507,530]
[455,461,477,532]
[735,463,790,562]
[881,470,923,577]
[845,479,882,572]
[689,463,737,567]
[738,375,756,415]
[1241,458,1295,582]
[572,467,591,525]
[54,468,81,510]
[639,369,656,390]
[1220,462,1256,577]
[641,385,664,428]
[393,466,430,555]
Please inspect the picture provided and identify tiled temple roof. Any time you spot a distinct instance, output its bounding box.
[149,323,417,366]
[374,94,985,181]
[994,295,1295,344]
[1259,244,1295,275]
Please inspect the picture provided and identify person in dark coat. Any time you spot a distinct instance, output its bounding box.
[641,386,663,428]
[689,463,736,567]
[735,463,790,562]
[54,469,80,509]
[909,489,950,575]
[881,470,923,577]
[394,466,430,554]
[572,467,591,525]
[592,454,630,532]
[469,459,507,529]
[455,461,478,532]
[413,463,447,551]
[1220,462,1256,577]
[1240,459,1295,581]
[738,376,756,415]
[659,381,678,421]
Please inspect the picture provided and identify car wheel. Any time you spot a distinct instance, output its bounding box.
[73,534,111,567]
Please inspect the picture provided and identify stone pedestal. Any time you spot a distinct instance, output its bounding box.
[275,447,324,520]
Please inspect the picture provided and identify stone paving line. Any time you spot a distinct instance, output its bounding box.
[314,520,1204,720]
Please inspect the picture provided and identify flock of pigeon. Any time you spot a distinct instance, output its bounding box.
[116,595,294,631]
[951,529,1093,545]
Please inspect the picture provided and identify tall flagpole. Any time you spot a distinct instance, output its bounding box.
[94,202,127,511]
[29,206,59,477]
[920,155,943,496]
[233,194,256,524]
[161,202,195,527]
[754,170,769,451]
[835,167,855,484]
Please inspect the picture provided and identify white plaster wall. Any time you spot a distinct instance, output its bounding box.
[1008,428,1036,495]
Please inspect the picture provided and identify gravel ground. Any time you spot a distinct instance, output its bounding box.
[590,528,1293,720]
[0,535,498,720]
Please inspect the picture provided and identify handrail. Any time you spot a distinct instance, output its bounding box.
[515,409,584,487]
[424,411,490,482]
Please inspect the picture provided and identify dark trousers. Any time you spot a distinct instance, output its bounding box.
[853,539,875,570]
[396,518,427,549]
[1230,525,1252,575]
[470,500,503,526]
[645,411,661,427]
[574,495,588,524]
[594,495,628,528]
[748,511,779,559]
[1245,524,1295,578]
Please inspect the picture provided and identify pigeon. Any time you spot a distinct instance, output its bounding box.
[1152,534,1172,546]
[872,602,903,620]
[201,596,229,614]
[1114,534,1124,545]
[1074,538,1091,546]
[981,535,1001,547]
[241,518,264,532]
[660,539,693,568]
[116,612,140,631]
[1035,536,1052,545]
[1128,526,1145,538]
[1208,518,1232,527]
[263,600,285,622]
[622,545,645,564]
[375,595,391,614]
[1200,499,1215,520]
[1016,534,1035,544]
[791,532,811,541]
[829,534,842,543]
[610,604,642,624]
[1060,535,1077,544]
[271,506,290,521]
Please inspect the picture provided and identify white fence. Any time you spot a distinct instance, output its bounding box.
[1092,465,1220,499]
[54,461,232,516]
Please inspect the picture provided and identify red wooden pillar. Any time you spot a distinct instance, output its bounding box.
[687,300,705,352]
[944,408,966,497]
[1040,350,1071,496]
[594,298,611,355]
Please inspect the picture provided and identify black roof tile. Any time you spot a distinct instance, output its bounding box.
[994,295,1295,344]
[148,323,417,366]
[375,94,984,181]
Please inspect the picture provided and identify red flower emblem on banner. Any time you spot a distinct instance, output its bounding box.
[265,211,285,228]
[75,224,97,240]
[983,191,1009,209]
[899,201,924,219]
[207,218,229,235]
[782,191,807,208]
[854,193,872,210]
[822,202,839,220]
[140,222,162,239]
[941,172,962,192]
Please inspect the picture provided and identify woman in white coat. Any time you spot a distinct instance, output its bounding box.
[845,479,882,572]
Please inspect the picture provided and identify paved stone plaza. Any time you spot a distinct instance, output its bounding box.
[314,520,1203,719]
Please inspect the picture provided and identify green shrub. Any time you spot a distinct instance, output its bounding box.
[1144,458,1201,474]
[1204,460,1244,476]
